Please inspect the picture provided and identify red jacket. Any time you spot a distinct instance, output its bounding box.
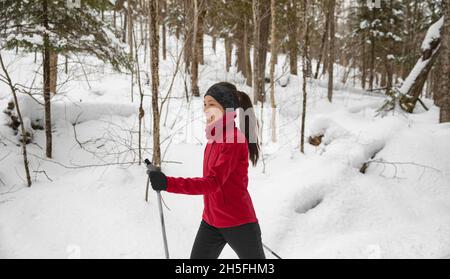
[166,111,258,228]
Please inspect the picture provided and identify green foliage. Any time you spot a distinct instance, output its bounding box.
[0,0,131,72]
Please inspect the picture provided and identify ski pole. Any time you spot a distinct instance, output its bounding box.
[263,243,282,259]
[144,159,170,259]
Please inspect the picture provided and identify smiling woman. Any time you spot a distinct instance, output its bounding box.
[147,82,264,259]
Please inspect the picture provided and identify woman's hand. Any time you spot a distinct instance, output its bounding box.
[147,170,167,191]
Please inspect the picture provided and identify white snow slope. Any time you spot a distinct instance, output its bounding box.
[1,34,450,259]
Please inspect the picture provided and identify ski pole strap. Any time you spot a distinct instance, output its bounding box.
[263,243,282,259]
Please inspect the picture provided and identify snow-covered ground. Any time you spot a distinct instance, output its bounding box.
[1,34,450,259]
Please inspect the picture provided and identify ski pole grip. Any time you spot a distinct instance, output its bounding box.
[144,158,160,172]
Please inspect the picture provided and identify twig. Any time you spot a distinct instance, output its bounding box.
[30,153,181,169]
[33,170,53,182]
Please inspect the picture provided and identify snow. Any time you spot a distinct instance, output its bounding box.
[421,17,444,51]
[1,30,450,259]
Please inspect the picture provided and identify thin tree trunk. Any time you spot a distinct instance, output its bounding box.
[314,9,329,79]
[361,33,367,89]
[133,28,144,164]
[439,1,450,123]
[183,0,192,72]
[65,55,68,74]
[327,0,335,103]
[300,0,309,153]
[236,28,246,75]
[197,6,205,65]
[149,0,161,166]
[369,9,375,91]
[162,0,167,60]
[257,0,271,103]
[123,11,127,43]
[49,50,58,94]
[288,0,298,76]
[252,0,261,105]
[43,0,52,158]
[128,0,133,59]
[191,0,200,97]
[0,53,32,187]
[269,0,277,143]
[244,18,253,87]
[225,38,232,72]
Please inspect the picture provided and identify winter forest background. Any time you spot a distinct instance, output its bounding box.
[0,0,449,258]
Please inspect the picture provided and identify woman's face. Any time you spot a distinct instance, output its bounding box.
[204,95,224,125]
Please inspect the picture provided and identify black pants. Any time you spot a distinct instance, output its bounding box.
[190,220,266,259]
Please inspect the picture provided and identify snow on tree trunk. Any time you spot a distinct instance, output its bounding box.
[399,16,444,113]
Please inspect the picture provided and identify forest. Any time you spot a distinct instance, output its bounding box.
[0,0,449,259]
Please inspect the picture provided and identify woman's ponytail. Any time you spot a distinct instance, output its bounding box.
[235,90,260,166]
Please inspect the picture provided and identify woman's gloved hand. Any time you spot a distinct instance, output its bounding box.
[147,170,167,191]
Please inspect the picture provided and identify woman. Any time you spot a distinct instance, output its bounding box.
[148,82,265,259]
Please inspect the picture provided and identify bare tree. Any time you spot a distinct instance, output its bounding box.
[314,6,329,79]
[327,0,336,103]
[191,0,200,97]
[269,0,277,143]
[300,0,309,153]
[252,0,260,105]
[252,0,270,104]
[149,0,161,166]
[0,52,32,187]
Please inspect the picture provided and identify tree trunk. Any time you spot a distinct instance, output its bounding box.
[314,8,329,79]
[43,0,52,158]
[252,0,270,104]
[183,0,192,73]
[162,0,167,60]
[361,34,367,89]
[49,50,58,94]
[369,41,376,90]
[258,0,270,103]
[252,0,261,105]
[191,0,200,97]
[269,0,277,143]
[300,0,309,153]
[149,0,161,166]
[236,27,246,75]
[439,1,450,123]
[400,17,444,113]
[0,53,32,187]
[197,7,205,65]
[327,0,335,103]
[288,0,298,76]
[212,36,216,53]
[127,0,133,59]
[244,18,253,87]
[225,38,232,72]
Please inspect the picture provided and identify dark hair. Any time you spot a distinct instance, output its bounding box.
[235,90,260,166]
[205,82,260,166]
